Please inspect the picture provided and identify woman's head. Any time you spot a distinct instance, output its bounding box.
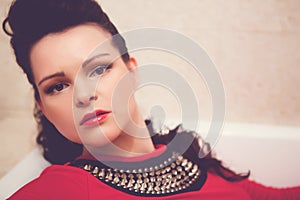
[30,23,140,146]
[3,0,151,163]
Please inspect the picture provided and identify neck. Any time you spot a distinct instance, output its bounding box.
[83,136,155,158]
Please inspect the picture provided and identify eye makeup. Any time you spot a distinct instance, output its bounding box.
[88,64,113,78]
[44,81,70,94]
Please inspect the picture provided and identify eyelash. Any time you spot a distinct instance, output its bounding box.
[88,64,112,78]
[45,82,69,94]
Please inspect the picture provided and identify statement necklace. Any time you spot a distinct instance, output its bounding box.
[73,154,205,196]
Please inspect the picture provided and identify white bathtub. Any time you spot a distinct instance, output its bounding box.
[0,121,299,199]
[214,122,300,188]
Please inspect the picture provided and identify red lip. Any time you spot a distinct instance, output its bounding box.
[80,109,111,127]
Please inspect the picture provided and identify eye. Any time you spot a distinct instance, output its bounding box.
[45,82,69,94]
[89,64,112,78]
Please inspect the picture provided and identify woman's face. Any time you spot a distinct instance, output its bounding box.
[30,23,141,148]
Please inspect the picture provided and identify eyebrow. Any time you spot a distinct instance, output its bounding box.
[82,53,110,68]
[38,72,65,86]
[37,53,110,86]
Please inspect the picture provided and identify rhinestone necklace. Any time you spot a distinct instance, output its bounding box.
[73,154,204,196]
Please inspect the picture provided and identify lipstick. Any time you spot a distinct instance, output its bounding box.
[80,110,111,127]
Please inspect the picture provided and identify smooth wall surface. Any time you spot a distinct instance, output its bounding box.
[0,0,299,178]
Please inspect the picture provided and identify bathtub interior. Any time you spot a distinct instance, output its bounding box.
[0,121,299,199]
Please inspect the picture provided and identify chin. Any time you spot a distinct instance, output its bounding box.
[81,128,121,147]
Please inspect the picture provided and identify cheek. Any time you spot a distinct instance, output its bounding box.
[45,101,78,141]
[41,95,74,124]
[96,71,124,102]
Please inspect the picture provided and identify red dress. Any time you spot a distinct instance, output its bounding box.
[8,145,300,200]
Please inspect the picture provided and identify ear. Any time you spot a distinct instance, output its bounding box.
[35,100,53,123]
[35,100,46,116]
[126,57,138,71]
[126,57,139,88]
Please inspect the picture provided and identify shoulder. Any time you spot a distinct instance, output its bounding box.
[8,165,89,200]
[200,173,251,200]
[237,178,300,200]
[37,164,90,185]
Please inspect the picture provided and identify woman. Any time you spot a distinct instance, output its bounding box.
[2,0,300,199]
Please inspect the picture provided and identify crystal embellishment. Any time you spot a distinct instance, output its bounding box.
[81,155,201,195]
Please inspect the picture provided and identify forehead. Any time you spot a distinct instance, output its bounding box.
[30,23,113,83]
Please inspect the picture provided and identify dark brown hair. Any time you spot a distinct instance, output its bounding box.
[3,0,249,182]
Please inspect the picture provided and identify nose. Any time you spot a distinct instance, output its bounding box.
[75,94,98,107]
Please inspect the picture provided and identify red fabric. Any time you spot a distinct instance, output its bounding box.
[8,166,300,200]
[8,145,300,199]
